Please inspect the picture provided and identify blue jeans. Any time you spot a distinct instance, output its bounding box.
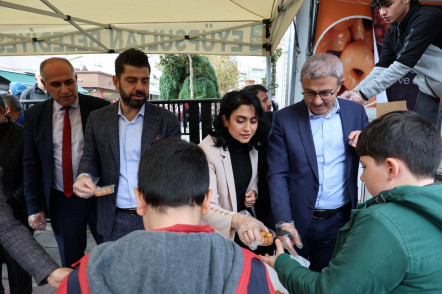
[297,208,350,272]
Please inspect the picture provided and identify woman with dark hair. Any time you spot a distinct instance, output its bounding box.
[199,90,268,247]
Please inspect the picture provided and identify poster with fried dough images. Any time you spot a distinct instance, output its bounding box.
[314,0,442,116]
[313,0,386,115]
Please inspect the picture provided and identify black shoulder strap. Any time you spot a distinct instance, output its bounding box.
[247,258,272,294]
[66,267,82,294]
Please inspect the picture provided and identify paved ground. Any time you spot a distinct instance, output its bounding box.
[1,224,97,294]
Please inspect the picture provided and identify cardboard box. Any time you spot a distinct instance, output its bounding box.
[376,101,407,118]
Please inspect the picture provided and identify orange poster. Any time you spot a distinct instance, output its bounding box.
[314,0,442,112]
[313,0,384,109]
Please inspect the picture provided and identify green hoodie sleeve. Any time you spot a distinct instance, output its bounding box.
[274,209,409,293]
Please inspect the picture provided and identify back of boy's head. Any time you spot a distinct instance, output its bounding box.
[138,138,209,211]
[357,111,442,178]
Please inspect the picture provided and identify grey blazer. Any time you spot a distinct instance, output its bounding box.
[0,168,59,285]
[199,135,258,240]
[77,101,181,238]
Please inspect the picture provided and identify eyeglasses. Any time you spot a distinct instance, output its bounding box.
[301,85,339,100]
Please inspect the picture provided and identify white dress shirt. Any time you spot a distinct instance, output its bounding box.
[52,98,83,192]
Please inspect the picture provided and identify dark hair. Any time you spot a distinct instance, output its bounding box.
[356,111,442,179]
[40,57,74,80]
[208,90,265,150]
[115,48,151,78]
[137,138,209,212]
[243,84,268,95]
[0,94,6,112]
[2,94,22,112]
[371,0,416,8]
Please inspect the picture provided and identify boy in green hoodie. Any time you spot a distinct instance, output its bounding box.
[263,110,442,293]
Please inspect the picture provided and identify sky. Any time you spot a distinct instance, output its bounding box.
[0,54,266,76]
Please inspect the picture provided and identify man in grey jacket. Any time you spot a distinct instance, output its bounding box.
[20,72,51,101]
[73,48,181,242]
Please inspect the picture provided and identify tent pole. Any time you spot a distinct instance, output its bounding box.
[266,51,272,94]
[285,20,299,107]
[307,0,320,58]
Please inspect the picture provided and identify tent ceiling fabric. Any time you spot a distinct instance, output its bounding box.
[0,0,304,56]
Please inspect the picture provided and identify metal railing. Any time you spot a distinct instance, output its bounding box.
[150,98,221,143]
[21,98,222,144]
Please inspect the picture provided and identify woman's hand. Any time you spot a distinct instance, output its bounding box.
[232,211,267,250]
[244,189,257,207]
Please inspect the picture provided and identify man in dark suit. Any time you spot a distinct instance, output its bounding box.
[73,48,181,242]
[0,94,33,293]
[0,167,72,288]
[267,53,369,272]
[23,57,110,267]
[243,84,272,113]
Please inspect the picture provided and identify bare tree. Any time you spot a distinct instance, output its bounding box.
[188,54,194,99]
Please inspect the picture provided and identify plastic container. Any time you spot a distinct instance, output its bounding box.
[95,184,115,197]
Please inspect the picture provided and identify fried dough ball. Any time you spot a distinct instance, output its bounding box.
[260,231,274,246]
[340,41,375,90]
[328,28,352,52]
[351,18,374,50]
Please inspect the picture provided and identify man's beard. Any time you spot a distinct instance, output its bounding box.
[120,89,148,109]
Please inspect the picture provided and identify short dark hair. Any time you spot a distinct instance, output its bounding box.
[115,48,151,78]
[208,90,265,150]
[243,84,268,95]
[356,111,442,179]
[371,0,416,8]
[2,94,22,112]
[0,94,6,112]
[137,138,209,212]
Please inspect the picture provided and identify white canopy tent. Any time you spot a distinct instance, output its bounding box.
[0,0,303,57]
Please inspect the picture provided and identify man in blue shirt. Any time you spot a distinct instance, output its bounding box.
[267,53,369,271]
[73,48,181,242]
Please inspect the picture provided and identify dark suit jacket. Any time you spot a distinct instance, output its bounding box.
[267,98,369,238]
[23,94,110,215]
[0,168,58,285]
[77,101,181,238]
[0,119,25,211]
